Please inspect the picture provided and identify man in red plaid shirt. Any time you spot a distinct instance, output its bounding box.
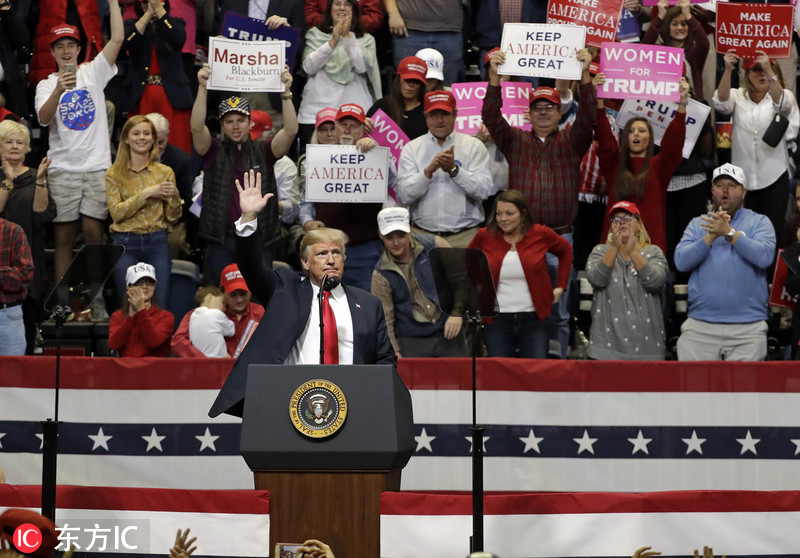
[481,47,596,357]
[0,216,34,355]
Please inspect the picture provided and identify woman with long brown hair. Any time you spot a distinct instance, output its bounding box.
[367,56,428,139]
[596,76,690,253]
[468,190,572,358]
[106,115,182,308]
[642,0,709,99]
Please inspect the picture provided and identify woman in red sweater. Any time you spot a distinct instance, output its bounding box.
[468,190,572,358]
[596,76,690,253]
[108,262,174,357]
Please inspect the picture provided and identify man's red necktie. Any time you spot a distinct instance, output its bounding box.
[322,290,339,364]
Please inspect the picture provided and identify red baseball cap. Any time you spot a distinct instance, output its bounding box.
[220,263,250,293]
[397,56,428,84]
[50,24,80,46]
[0,509,59,558]
[530,86,561,107]
[249,110,273,140]
[484,47,501,67]
[424,90,456,113]
[608,200,641,218]
[315,107,338,128]
[336,103,365,123]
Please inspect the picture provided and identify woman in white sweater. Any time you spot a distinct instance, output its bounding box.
[297,0,381,143]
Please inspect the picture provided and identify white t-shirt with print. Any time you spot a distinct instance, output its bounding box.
[35,55,117,172]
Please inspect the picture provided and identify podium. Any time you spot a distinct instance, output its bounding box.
[241,364,414,558]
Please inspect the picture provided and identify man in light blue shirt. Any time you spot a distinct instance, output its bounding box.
[395,90,495,248]
[674,163,776,361]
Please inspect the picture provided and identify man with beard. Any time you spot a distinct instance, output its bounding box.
[674,163,776,361]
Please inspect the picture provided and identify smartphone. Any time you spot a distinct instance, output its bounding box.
[274,543,303,558]
[64,63,76,74]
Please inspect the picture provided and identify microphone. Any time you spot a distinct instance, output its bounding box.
[321,274,341,292]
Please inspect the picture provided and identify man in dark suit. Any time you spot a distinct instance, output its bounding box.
[209,170,396,418]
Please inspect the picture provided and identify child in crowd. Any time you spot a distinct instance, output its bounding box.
[188,286,235,358]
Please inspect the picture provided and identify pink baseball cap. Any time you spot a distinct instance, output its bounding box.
[316,107,338,128]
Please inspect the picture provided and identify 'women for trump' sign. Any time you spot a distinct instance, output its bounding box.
[598,42,684,102]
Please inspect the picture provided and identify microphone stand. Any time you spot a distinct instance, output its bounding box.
[318,274,340,364]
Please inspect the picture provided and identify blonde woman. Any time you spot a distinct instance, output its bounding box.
[585,201,669,360]
[106,115,182,308]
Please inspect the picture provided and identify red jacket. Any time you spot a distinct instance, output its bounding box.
[304,0,383,33]
[108,305,174,357]
[171,302,265,358]
[31,0,104,84]
[598,111,686,253]
[468,225,572,320]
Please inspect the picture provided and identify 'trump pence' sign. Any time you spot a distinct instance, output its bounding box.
[305,144,389,203]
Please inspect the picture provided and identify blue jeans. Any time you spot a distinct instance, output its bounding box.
[0,304,26,355]
[113,230,171,308]
[484,311,549,359]
[546,231,575,358]
[392,31,464,85]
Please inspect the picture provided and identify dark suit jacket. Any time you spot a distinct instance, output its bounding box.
[120,14,194,112]
[209,229,396,417]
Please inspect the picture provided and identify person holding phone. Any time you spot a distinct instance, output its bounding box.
[34,0,124,320]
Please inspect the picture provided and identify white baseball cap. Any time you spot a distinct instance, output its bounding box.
[415,48,444,82]
[377,207,411,235]
[712,163,746,188]
[125,262,157,285]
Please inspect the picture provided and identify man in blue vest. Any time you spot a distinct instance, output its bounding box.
[370,207,468,358]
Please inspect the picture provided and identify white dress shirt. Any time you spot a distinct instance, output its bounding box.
[396,130,496,233]
[288,282,354,365]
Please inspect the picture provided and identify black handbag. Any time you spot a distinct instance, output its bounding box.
[762,96,790,148]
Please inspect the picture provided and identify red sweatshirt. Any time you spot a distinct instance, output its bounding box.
[108,305,174,357]
[597,110,686,252]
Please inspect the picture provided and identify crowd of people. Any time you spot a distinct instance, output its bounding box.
[1,0,799,362]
